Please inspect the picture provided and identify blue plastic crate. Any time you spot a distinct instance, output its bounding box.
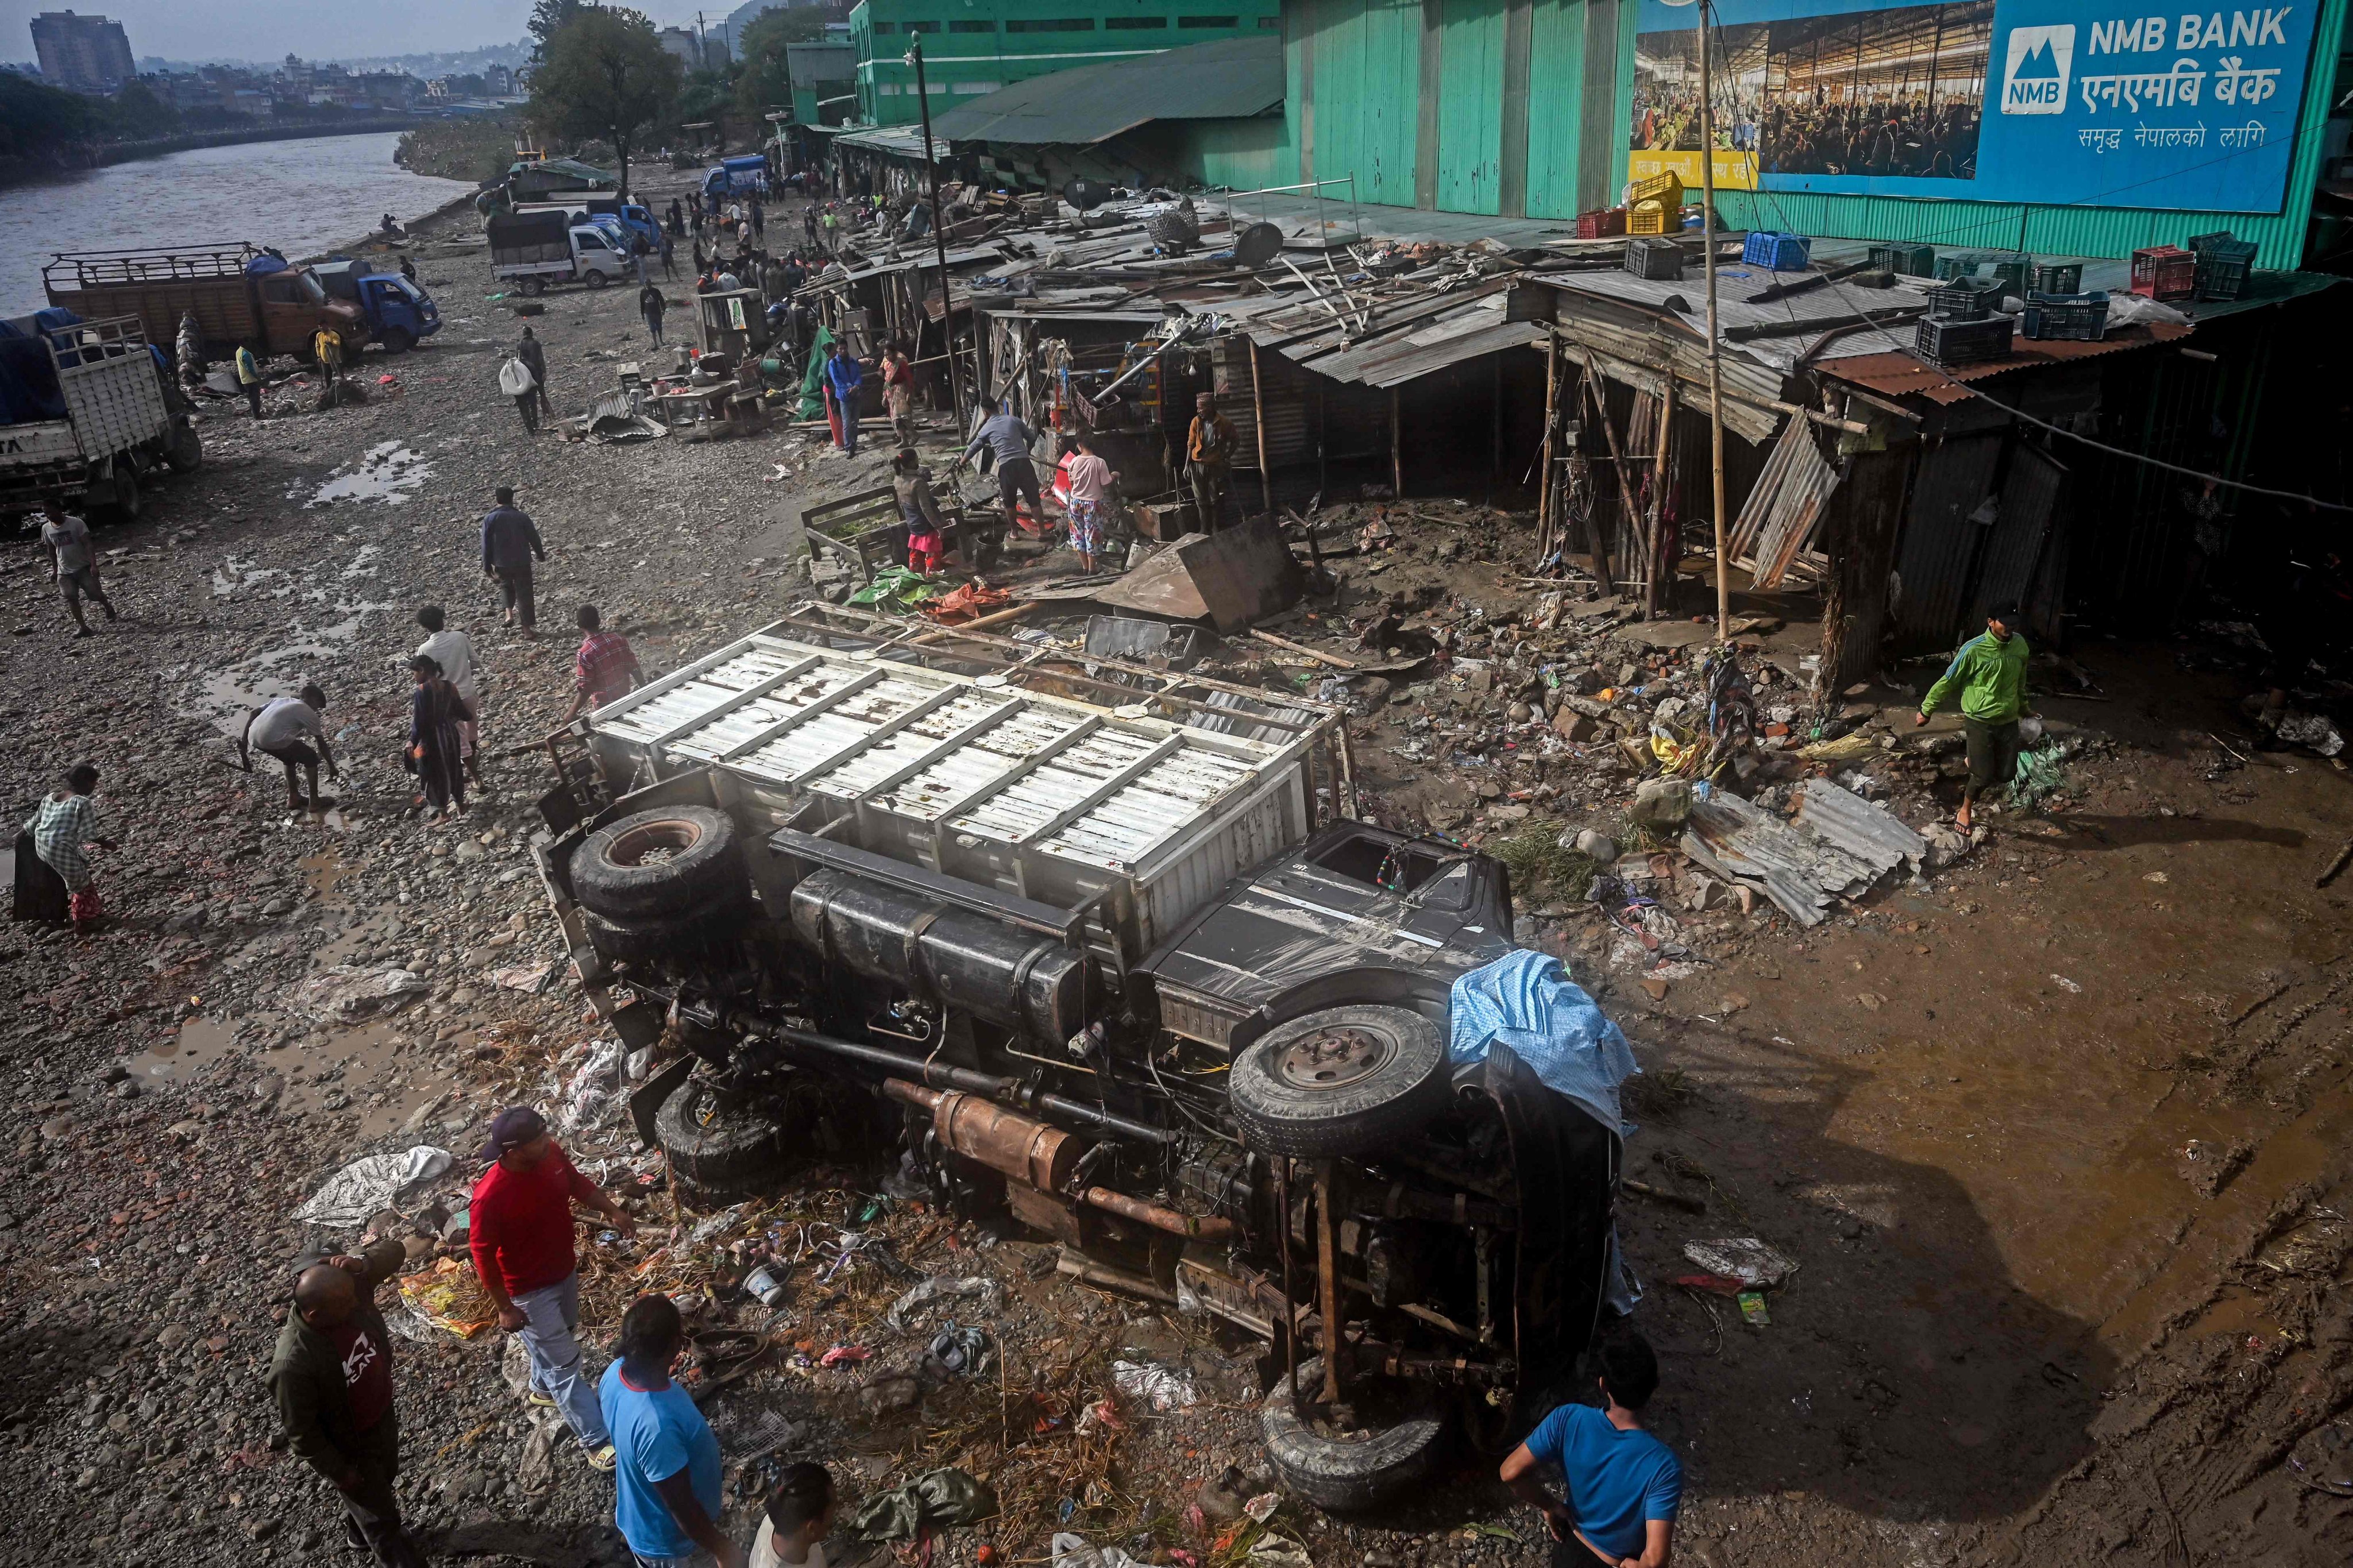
[1742,231,1811,271]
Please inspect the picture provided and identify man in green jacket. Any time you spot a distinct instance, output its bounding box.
[1915,604,2032,831]
[268,1239,423,1567]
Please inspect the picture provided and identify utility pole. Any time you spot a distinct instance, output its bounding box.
[1696,0,1730,643]
[905,37,968,438]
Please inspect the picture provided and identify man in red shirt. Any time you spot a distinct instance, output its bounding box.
[566,604,643,719]
[469,1106,637,1470]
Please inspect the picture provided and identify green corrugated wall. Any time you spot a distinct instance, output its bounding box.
[1289,0,1637,218]
[1717,0,2348,270]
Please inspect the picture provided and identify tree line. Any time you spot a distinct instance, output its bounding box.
[0,73,378,162]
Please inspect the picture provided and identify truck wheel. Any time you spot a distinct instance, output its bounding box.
[518,276,545,298]
[92,467,139,524]
[572,805,749,922]
[584,271,610,290]
[165,423,202,474]
[655,1079,791,1198]
[379,327,414,354]
[1261,1356,1449,1512]
[1228,1005,1451,1158]
[581,898,749,966]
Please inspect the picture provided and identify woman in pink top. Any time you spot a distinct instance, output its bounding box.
[1060,435,1117,573]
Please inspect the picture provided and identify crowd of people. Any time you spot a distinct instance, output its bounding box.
[1629,83,1981,181]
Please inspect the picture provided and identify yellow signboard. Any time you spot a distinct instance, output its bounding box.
[1626,150,1759,194]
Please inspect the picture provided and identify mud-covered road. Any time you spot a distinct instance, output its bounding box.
[2,173,2350,1568]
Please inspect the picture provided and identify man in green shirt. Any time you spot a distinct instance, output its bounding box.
[1915,605,2032,831]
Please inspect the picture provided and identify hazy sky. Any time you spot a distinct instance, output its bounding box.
[3,1,730,65]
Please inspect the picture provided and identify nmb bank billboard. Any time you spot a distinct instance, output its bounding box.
[1629,0,2323,213]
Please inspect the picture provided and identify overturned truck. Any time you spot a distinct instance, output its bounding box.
[532,604,1622,1507]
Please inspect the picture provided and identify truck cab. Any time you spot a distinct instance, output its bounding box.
[311,259,441,354]
[517,198,657,252]
[487,211,631,296]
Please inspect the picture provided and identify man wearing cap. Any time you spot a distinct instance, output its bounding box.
[1915,604,2034,832]
[469,1107,638,1470]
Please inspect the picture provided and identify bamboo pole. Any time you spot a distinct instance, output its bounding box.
[1697,0,1731,642]
[1388,388,1403,497]
[1248,337,1275,520]
[1538,327,1560,562]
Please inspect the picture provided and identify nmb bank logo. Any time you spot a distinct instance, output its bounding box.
[2001,24,2075,113]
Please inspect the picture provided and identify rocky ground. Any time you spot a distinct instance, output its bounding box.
[3,169,2352,1568]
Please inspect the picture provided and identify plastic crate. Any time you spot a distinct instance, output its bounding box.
[2186,230,2236,253]
[2031,261,2082,295]
[1742,231,1812,271]
[2131,245,2197,300]
[1575,207,1627,240]
[2194,239,2257,301]
[1623,236,1684,281]
[1630,171,1684,209]
[1916,314,2015,367]
[1985,254,2031,300]
[1925,279,2001,320]
[2020,290,2109,342]
[1869,242,1937,277]
[1933,252,1987,281]
[1626,202,1675,236]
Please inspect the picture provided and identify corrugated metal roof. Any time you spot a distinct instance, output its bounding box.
[830,124,952,162]
[1818,320,2194,404]
[933,35,1282,148]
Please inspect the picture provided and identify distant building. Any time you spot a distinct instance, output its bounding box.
[484,63,513,95]
[30,9,136,93]
[848,0,1279,128]
[658,26,712,71]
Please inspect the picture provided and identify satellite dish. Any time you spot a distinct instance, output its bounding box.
[1063,179,1112,213]
[1232,222,1283,268]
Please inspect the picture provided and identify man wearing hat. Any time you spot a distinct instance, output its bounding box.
[468,1106,639,1470]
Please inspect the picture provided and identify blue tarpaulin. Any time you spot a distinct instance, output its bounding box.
[0,308,86,426]
[1448,948,1641,1133]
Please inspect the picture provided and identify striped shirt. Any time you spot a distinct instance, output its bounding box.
[27,791,101,891]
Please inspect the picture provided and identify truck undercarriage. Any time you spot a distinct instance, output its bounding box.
[534,605,1621,1507]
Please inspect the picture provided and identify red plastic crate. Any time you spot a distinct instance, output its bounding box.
[1576,207,1627,240]
[2131,246,2197,300]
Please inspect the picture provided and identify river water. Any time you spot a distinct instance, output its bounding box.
[0,132,475,318]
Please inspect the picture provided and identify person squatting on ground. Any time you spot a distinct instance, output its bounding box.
[603,1293,739,1568]
[18,760,112,929]
[751,1463,836,1568]
[1915,603,2032,832]
[469,1107,635,1472]
[241,683,338,810]
[269,1241,426,1568]
[481,487,547,635]
[40,500,115,636]
[1499,1333,1682,1568]
[415,605,482,787]
[893,448,948,574]
[407,654,474,822]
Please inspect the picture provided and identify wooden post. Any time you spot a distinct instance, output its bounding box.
[1248,337,1275,519]
[1649,382,1677,617]
[1583,371,1642,593]
[1697,0,1731,643]
[1538,329,1560,563]
[1388,388,1403,497]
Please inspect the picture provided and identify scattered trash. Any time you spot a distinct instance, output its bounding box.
[1681,1238,1799,1290]
[1052,1533,1144,1568]
[1737,1291,1772,1326]
[848,1466,997,1542]
[296,964,429,1023]
[2050,974,2084,994]
[744,1263,790,1307]
[397,1255,497,1339]
[886,1274,1001,1331]
[1112,1359,1200,1412]
[1448,948,1641,1132]
[819,1344,872,1368]
[491,961,553,994]
[292,1145,452,1226]
[927,1323,993,1377]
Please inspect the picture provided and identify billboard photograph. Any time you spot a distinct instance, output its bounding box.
[1632,0,2324,214]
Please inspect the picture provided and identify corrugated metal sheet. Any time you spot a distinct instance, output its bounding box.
[831,125,952,163]
[1788,779,1928,872]
[1681,788,1901,926]
[1723,412,1839,588]
[1891,433,2004,656]
[1816,321,2194,404]
[932,36,1283,147]
[1969,445,2067,634]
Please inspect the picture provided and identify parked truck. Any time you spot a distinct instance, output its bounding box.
[43,246,364,363]
[0,312,200,522]
[488,210,631,296]
[700,154,772,202]
[311,259,442,354]
[516,191,660,249]
[531,608,1623,1511]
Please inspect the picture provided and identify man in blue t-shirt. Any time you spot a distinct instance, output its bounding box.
[1500,1334,1681,1568]
[600,1294,740,1568]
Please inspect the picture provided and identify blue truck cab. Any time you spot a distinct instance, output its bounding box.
[313,258,441,353]
[701,155,772,203]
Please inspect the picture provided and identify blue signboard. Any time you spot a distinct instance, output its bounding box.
[1630,0,2322,213]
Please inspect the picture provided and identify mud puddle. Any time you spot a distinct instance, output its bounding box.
[300,441,434,507]
[256,1021,449,1140]
[125,1016,244,1086]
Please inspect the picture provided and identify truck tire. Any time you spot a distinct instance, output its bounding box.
[581,897,750,966]
[1261,1356,1449,1512]
[572,806,749,922]
[1228,1005,1451,1158]
[379,326,414,354]
[518,276,545,298]
[585,270,610,290]
[92,466,138,524]
[655,1078,791,1198]
[165,423,202,474]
